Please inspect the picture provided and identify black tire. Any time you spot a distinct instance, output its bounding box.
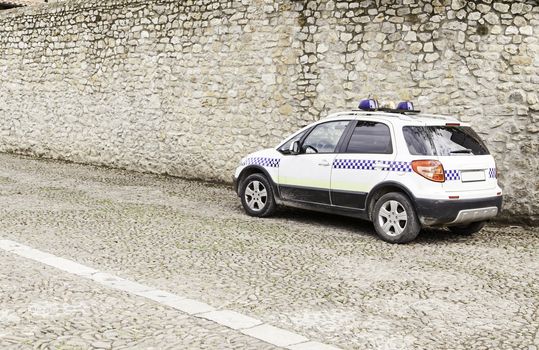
[239,173,276,218]
[448,221,486,235]
[372,192,421,244]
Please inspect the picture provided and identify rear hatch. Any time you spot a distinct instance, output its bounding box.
[402,125,496,192]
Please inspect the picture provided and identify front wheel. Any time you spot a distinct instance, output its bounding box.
[448,221,486,235]
[240,174,276,217]
[373,192,421,244]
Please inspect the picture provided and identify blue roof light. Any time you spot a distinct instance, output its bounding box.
[358,99,379,111]
[397,101,414,111]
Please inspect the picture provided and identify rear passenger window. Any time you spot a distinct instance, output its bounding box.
[345,121,392,154]
[402,126,490,156]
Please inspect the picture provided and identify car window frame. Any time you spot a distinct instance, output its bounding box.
[338,119,395,155]
[297,119,353,155]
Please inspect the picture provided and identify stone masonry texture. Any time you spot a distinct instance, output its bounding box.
[0,0,537,223]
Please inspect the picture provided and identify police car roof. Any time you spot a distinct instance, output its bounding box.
[322,110,467,126]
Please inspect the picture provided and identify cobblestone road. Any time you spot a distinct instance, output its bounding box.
[1,153,538,349]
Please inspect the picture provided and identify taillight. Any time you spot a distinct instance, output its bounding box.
[411,160,445,182]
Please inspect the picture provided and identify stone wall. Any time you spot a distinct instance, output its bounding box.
[0,0,537,223]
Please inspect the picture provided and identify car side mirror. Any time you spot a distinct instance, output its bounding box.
[289,140,300,155]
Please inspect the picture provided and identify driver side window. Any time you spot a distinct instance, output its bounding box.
[302,121,350,154]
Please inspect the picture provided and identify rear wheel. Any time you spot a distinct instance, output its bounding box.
[240,174,276,217]
[448,221,486,235]
[373,192,421,244]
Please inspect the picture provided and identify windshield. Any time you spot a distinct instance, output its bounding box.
[403,126,489,156]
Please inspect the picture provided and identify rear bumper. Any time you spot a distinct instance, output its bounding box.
[416,195,503,226]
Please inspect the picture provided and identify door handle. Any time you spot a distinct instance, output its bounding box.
[374,162,386,170]
[318,160,330,167]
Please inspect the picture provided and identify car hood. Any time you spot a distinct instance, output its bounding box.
[242,148,282,162]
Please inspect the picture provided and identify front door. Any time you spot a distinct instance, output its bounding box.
[279,120,351,205]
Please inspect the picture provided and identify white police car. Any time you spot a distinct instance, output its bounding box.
[234,100,503,243]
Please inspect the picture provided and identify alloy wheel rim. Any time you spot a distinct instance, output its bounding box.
[245,180,267,211]
[378,200,408,236]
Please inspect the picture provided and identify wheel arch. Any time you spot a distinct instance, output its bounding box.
[366,182,417,220]
[236,165,280,201]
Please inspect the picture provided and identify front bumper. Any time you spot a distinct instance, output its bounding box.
[416,195,503,226]
[233,176,239,195]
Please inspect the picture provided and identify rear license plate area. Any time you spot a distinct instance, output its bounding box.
[461,170,486,182]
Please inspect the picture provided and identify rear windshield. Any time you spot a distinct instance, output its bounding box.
[403,126,489,156]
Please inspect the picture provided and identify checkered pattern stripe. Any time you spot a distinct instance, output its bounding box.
[444,169,461,181]
[333,159,376,170]
[383,160,412,172]
[242,157,280,168]
[488,168,496,178]
[333,159,412,172]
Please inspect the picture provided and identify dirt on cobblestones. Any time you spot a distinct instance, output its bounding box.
[0,153,538,350]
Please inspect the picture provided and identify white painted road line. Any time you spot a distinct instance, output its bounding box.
[242,324,309,348]
[199,310,262,330]
[0,239,341,350]
[287,341,344,350]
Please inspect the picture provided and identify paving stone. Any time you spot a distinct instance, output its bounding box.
[0,252,278,350]
[0,154,538,349]
[91,272,152,293]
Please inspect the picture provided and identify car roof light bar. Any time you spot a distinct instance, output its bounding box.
[358,99,421,114]
[358,99,379,111]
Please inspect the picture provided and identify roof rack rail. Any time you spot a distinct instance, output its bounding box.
[415,113,460,122]
[377,107,421,115]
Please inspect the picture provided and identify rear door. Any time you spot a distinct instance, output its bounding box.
[403,125,497,192]
[330,120,396,209]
